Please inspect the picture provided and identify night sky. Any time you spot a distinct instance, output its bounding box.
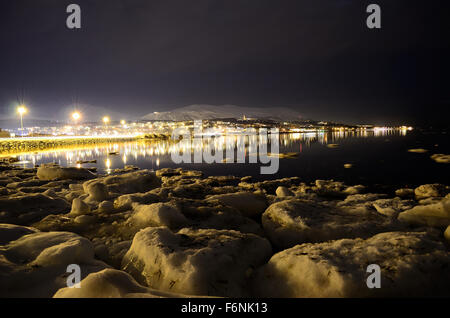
[0,0,449,125]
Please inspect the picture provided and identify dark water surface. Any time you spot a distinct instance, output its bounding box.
[6,129,449,190]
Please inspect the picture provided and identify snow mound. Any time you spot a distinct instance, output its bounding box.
[128,203,188,230]
[0,230,108,297]
[0,223,38,244]
[85,170,161,195]
[114,191,160,210]
[70,198,91,216]
[262,199,400,249]
[206,192,267,217]
[0,193,70,225]
[121,227,272,297]
[275,186,294,197]
[398,197,450,227]
[254,231,450,297]
[54,269,185,298]
[37,165,95,181]
[414,184,447,200]
[83,181,109,202]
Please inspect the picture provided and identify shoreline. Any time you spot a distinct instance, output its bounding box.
[0,164,449,297]
[0,134,170,155]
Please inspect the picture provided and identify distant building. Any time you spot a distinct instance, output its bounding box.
[0,128,10,137]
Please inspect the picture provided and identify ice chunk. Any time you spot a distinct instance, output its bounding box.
[414,184,446,200]
[37,165,95,181]
[128,203,188,230]
[398,197,450,227]
[262,199,400,249]
[121,227,272,297]
[0,193,70,225]
[275,186,294,197]
[254,231,450,297]
[0,231,108,297]
[53,269,185,298]
[206,192,267,217]
[0,223,38,244]
[70,198,91,216]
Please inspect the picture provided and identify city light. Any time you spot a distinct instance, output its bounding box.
[72,111,81,121]
[103,116,110,124]
[120,120,126,125]
[17,105,28,134]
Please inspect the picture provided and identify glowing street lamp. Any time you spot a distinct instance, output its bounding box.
[72,111,81,124]
[120,120,126,125]
[17,105,27,134]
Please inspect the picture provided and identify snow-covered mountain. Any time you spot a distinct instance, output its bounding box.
[142,104,302,121]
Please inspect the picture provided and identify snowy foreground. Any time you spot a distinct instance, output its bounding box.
[0,163,449,298]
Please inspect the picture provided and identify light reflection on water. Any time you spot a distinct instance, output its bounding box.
[1,130,408,173]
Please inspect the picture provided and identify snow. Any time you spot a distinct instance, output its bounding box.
[37,164,95,181]
[54,269,185,298]
[70,197,91,216]
[114,191,160,210]
[0,223,38,244]
[205,192,267,217]
[121,227,272,297]
[0,230,108,297]
[83,181,109,202]
[275,186,294,197]
[0,193,70,225]
[262,199,401,249]
[398,197,450,227]
[128,203,188,230]
[254,231,450,297]
[414,183,447,200]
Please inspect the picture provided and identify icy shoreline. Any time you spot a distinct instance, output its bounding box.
[1,163,449,297]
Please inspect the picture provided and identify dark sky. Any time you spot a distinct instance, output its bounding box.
[0,0,449,125]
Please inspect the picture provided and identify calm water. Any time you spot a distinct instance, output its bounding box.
[4,129,449,190]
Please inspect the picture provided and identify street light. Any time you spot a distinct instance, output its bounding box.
[120,120,126,125]
[17,105,27,135]
[72,111,81,122]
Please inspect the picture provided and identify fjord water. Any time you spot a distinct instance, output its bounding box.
[5,129,449,190]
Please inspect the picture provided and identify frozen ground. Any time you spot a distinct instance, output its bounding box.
[0,163,449,297]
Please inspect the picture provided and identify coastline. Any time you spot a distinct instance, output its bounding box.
[0,163,449,297]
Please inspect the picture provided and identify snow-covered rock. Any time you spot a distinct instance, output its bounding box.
[254,231,450,297]
[414,184,446,200]
[445,225,450,243]
[53,268,185,298]
[395,188,415,198]
[0,223,38,244]
[275,186,294,197]
[0,193,70,225]
[70,198,91,216]
[0,231,108,297]
[206,192,267,218]
[114,191,160,210]
[398,197,450,227]
[37,165,95,181]
[121,227,272,297]
[100,170,161,194]
[262,199,400,249]
[372,198,414,217]
[83,181,109,202]
[127,203,188,230]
